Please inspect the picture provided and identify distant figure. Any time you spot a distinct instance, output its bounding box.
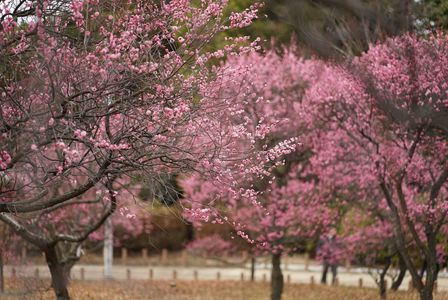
[318,228,340,285]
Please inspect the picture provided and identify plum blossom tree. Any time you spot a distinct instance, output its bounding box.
[181,46,337,300]
[306,33,448,300]
[0,0,301,299]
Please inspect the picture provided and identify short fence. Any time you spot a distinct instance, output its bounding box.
[4,265,439,293]
[7,246,446,293]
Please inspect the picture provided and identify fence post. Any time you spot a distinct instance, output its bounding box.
[161,249,168,265]
[408,280,414,291]
[149,269,153,281]
[287,274,291,284]
[21,247,27,261]
[34,268,39,279]
[358,278,363,288]
[11,268,16,279]
[181,250,187,266]
[172,270,177,281]
[217,271,221,281]
[80,268,85,280]
[345,260,351,272]
[310,276,315,285]
[262,273,267,282]
[304,253,309,271]
[121,248,128,265]
[333,277,339,286]
[126,269,131,280]
[194,270,198,281]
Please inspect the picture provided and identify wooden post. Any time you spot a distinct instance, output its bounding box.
[240,272,245,282]
[304,253,309,271]
[287,274,291,284]
[262,273,267,282]
[172,270,177,281]
[194,270,198,281]
[181,250,187,266]
[161,249,168,265]
[80,268,85,280]
[216,271,221,281]
[121,248,128,265]
[358,278,363,288]
[149,269,153,281]
[408,280,414,291]
[127,269,131,280]
[34,268,39,279]
[21,247,27,261]
[333,277,339,286]
[310,276,315,285]
[11,267,16,278]
[345,260,351,272]
[142,249,148,261]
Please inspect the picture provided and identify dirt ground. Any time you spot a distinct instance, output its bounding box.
[1,279,448,300]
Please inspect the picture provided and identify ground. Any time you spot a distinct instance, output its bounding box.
[1,280,448,300]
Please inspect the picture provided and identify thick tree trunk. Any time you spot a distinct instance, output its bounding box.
[45,247,70,300]
[419,264,437,300]
[391,255,406,291]
[250,256,255,282]
[271,253,284,300]
[420,288,434,300]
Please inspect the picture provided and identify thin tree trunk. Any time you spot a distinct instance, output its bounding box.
[45,246,70,300]
[103,217,113,279]
[271,253,283,300]
[0,250,4,293]
[391,255,406,291]
[378,257,391,300]
[250,256,255,282]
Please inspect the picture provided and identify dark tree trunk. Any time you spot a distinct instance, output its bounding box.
[420,288,434,300]
[378,257,391,300]
[0,250,4,293]
[391,255,406,291]
[271,253,284,300]
[186,221,194,242]
[45,246,70,300]
[420,263,437,300]
[250,256,255,282]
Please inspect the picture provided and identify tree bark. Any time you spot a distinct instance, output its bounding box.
[45,246,70,300]
[378,257,391,300]
[250,256,255,282]
[391,255,406,291]
[271,253,284,300]
[0,250,4,293]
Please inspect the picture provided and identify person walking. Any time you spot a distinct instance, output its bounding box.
[318,228,340,285]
